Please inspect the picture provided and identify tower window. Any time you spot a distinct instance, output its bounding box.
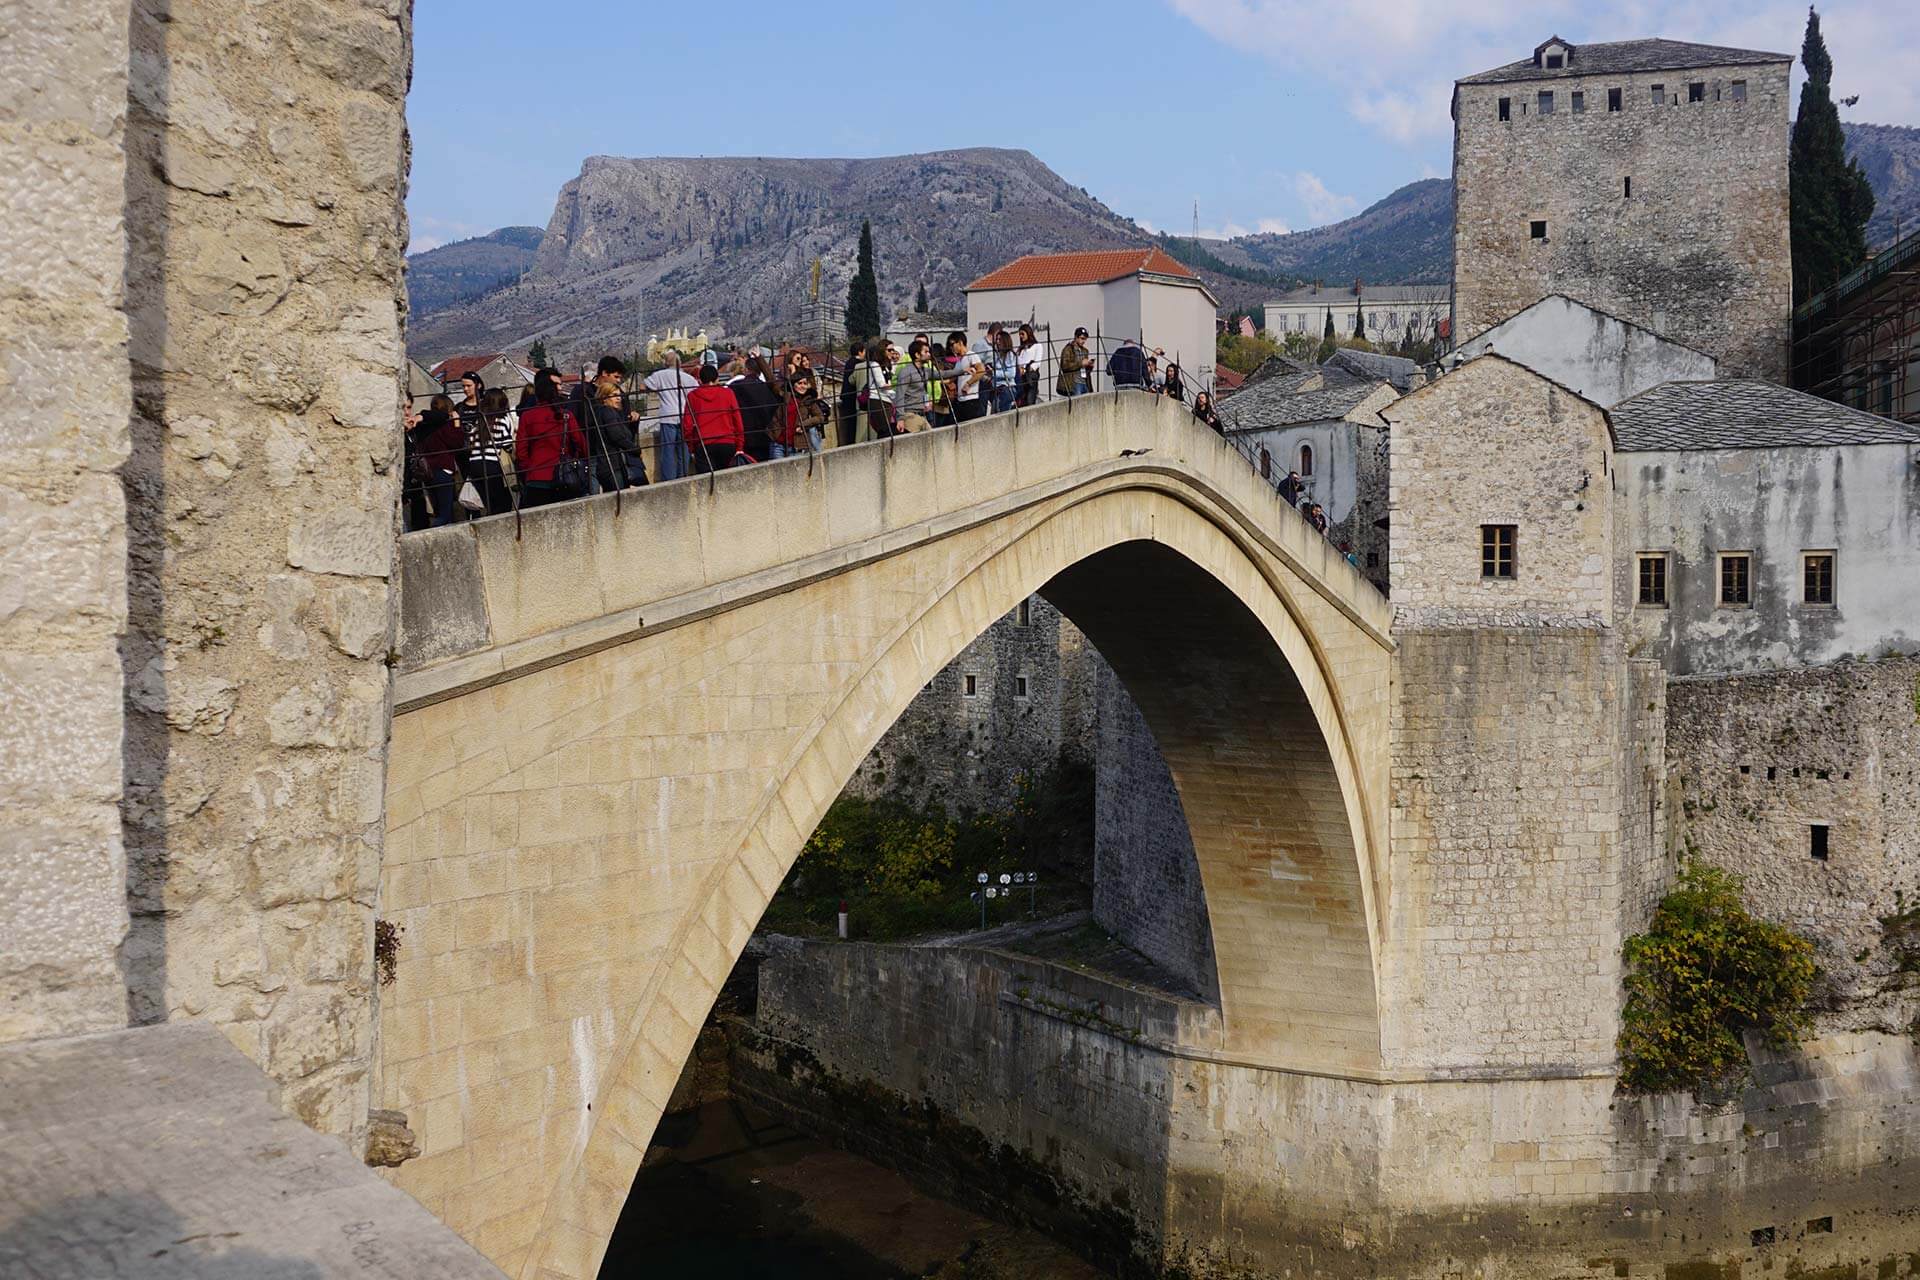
[1571,91,1585,114]
[1718,552,1752,606]
[1802,552,1835,605]
[1537,91,1555,116]
[1014,675,1029,699]
[1650,83,1665,105]
[1810,824,1830,862]
[1607,87,1622,112]
[1688,82,1706,103]
[1530,220,1548,240]
[1624,176,1634,198]
[1731,80,1748,103]
[1299,443,1314,476]
[1016,598,1033,626]
[963,673,978,698]
[1480,525,1516,579]
[1636,553,1668,606]
[1498,96,1511,122]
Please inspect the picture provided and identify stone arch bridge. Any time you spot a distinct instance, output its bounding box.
[381,393,1393,1277]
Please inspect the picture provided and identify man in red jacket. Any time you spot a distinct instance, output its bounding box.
[683,363,746,475]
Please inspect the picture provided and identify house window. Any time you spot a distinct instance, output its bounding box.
[1802,551,1835,605]
[1718,552,1752,606]
[1636,553,1668,606]
[1480,525,1516,579]
[1014,675,1030,699]
[1498,96,1511,122]
[1299,443,1314,476]
[963,673,978,698]
[1650,83,1665,105]
[1810,824,1830,862]
[1571,90,1585,114]
[1545,52,1564,69]
[1624,176,1633,198]
[1608,87,1623,112]
[1537,91,1555,116]
[1016,598,1032,626]
[1530,220,1548,240]
[1259,447,1272,479]
[1688,82,1706,103]
[1731,80,1748,103]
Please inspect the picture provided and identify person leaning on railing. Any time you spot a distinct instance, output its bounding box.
[513,368,589,509]
[684,362,747,473]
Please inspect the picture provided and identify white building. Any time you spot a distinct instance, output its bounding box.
[1264,281,1448,345]
[1453,294,1716,407]
[964,248,1218,394]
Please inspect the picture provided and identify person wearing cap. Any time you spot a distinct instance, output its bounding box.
[1056,327,1092,397]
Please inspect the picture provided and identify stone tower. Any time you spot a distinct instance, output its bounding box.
[1451,36,1793,380]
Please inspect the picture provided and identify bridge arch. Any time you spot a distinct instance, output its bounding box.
[379,397,1392,1277]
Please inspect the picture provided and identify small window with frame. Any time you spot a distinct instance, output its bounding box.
[1650,83,1666,105]
[963,673,978,698]
[1731,80,1748,103]
[1607,86,1623,112]
[1481,524,1516,579]
[1016,598,1033,627]
[1014,674,1030,699]
[1718,552,1753,607]
[1530,219,1548,240]
[1537,90,1555,116]
[1498,96,1511,122]
[1636,553,1669,607]
[1571,90,1585,114]
[1688,81,1706,103]
[1802,551,1835,605]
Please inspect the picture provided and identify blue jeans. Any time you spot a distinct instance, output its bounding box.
[993,387,1016,413]
[656,421,686,482]
[426,468,458,527]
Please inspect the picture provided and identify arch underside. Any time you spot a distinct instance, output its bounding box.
[382,470,1389,1280]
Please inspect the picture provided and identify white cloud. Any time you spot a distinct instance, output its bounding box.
[1293,172,1359,224]
[1255,217,1294,234]
[1147,215,1293,239]
[407,212,492,256]
[1167,0,1920,144]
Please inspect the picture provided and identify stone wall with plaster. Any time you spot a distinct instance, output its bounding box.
[1667,654,1920,1033]
[0,0,135,1043]
[115,0,410,1144]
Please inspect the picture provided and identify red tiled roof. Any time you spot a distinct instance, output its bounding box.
[1212,365,1246,391]
[966,248,1198,292]
[430,352,508,380]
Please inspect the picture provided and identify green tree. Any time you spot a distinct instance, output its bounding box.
[1617,863,1815,1095]
[527,338,549,368]
[1353,295,1366,343]
[1316,308,1337,363]
[1280,330,1317,362]
[1790,6,1875,302]
[845,219,883,341]
[1215,330,1280,375]
[915,281,928,313]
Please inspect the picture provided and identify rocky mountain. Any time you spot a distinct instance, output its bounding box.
[1844,122,1920,248]
[407,124,1920,363]
[1201,179,1454,287]
[406,226,543,317]
[408,149,1162,363]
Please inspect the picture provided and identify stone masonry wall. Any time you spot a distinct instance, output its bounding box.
[0,1,135,1042]
[117,0,411,1145]
[1451,58,1793,380]
[745,935,1920,1278]
[1091,660,1218,1003]
[845,594,1089,815]
[1667,654,1920,1034]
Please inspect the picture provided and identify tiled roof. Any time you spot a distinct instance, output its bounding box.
[1222,374,1390,431]
[966,248,1197,291]
[1459,38,1787,85]
[1211,365,1245,392]
[1326,347,1420,391]
[430,353,509,380]
[1241,354,1315,390]
[1610,380,1920,452]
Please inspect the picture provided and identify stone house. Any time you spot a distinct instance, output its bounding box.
[1262,281,1447,345]
[1451,293,1717,406]
[964,248,1219,393]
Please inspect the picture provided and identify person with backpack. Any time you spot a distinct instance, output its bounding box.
[1107,337,1148,389]
[513,368,589,508]
[684,363,747,473]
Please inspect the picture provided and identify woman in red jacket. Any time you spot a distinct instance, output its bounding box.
[683,363,746,474]
[512,368,589,507]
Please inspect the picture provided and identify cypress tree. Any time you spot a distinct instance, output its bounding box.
[1317,308,1337,363]
[845,219,882,341]
[527,338,549,368]
[1789,6,1874,302]
[915,281,928,313]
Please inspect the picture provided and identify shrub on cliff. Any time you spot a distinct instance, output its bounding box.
[1618,863,1816,1095]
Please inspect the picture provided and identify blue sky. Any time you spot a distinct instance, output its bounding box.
[408,0,1919,252]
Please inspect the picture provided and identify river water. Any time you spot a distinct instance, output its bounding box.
[600,1098,1108,1279]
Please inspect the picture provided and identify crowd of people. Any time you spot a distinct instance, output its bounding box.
[403,326,1230,531]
